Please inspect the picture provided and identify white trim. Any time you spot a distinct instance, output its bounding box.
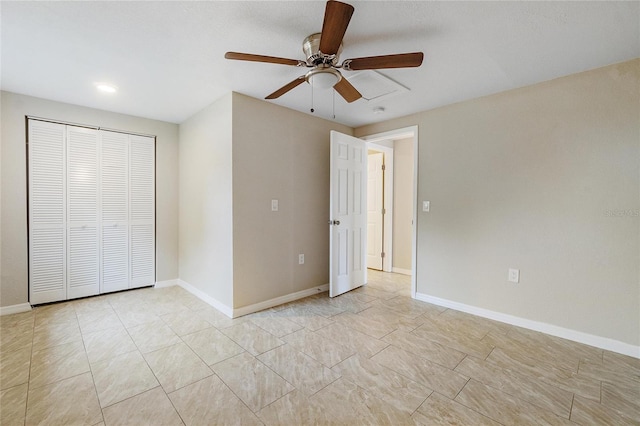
[176,279,329,319]
[363,126,419,298]
[415,292,640,359]
[233,284,330,318]
[367,142,394,273]
[392,267,412,276]
[0,303,33,316]
[176,279,234,318]
[154,279,178,288]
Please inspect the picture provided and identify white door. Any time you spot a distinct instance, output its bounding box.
[330,131,367,297]
[66,126,100,299]
[129,135,155,288]
[367,152,384,270]
[28,120,67,304]
[100,131,130,293]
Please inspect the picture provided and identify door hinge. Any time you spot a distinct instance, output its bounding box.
[381,252,386,258]
[381,208,386,215]
[381,164,386,171]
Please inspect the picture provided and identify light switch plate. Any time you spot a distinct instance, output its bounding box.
[508,268,520,283]
[422,201,430,212]
[271,199,279,211]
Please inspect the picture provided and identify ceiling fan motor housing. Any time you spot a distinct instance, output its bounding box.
[303,33,342,66]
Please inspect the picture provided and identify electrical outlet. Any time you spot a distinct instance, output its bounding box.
[298,254,305,265]
[271,199,279,211]
[422,201,430,212]
[508,268,520,283]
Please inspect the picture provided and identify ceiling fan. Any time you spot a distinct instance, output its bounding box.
[225,0,424,103]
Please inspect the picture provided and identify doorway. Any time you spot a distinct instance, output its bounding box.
[366,144,393,272]
[364,126,418,298]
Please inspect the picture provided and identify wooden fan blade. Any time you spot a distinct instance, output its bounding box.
[344,52,424,70]
[225,52,303,66]
[334,78,361,103]
[319,1,354,55]
[265,76,306,99]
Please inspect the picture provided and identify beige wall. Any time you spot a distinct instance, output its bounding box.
[356,59,640,346]
[393,137,414,271]
[231,93,352,308]
[178,93,234,307]
[0,91,180,307]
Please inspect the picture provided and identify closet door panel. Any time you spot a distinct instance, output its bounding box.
[68,226,99,298]
[30,228,66,303]
[131,224,154,287]
[28,121,67,304]
[66,127,100,299]
[100,131,129,293]
[129,135,155,288]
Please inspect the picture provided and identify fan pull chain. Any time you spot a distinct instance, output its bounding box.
[310,79,315,113]
[332,89,336,119]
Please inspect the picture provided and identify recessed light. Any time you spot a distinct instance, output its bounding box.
[95,83,117,93]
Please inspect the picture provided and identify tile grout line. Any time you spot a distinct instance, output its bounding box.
[22,308,38,424]
[568,393,576,421]
[211,353,283,420]
[408,390,433,417]
[451,379,507,425]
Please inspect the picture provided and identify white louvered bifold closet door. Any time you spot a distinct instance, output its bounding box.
[100,131,130,293]
[29,119,155,304]
[29,121,67,304]
[129,135,155,288]
[66,127,100,299]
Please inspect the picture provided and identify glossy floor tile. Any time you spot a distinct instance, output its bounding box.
[0,270,637,425]
[102,386,182,426]
[372,344,469,399]
[211,352,294,412]
[143,342,213,393]
[220,321,285,356]
[0,383,27,425]
[257,344,340,395]
[181,327,244,366]
[91,350,159,408]
[127,319,182,354]
[25,372,103,425]
[29,340,90,389]
[169,375,263,426]
[412,391,500,426]
[256,389,335,425]
[332,353,431,414]
[82,326,138,365]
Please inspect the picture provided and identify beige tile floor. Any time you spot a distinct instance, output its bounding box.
[1,270,639,425]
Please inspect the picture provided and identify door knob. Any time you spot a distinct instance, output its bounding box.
[328,220,340,226]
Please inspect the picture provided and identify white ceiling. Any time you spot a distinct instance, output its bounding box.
[2,1,638,128]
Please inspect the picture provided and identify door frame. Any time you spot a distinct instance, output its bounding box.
[366,143,394,273]
[362,126,418,298]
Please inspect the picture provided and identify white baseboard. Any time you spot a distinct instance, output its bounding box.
[175,279,328,319]
[0,303,33,316]
[392,267,412,276]
[154,279,179,288]
[415,292,640,359]
[176,279,234,318]
[233,284,329,318]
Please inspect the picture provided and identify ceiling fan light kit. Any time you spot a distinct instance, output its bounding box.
[306,68,342,89]
[224,0,424,105]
